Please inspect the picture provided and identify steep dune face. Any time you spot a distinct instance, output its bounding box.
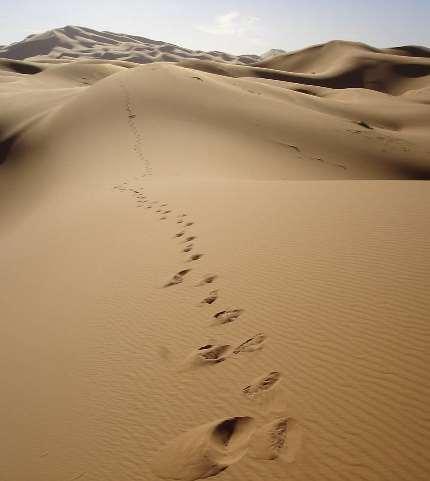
[1,29,430,481]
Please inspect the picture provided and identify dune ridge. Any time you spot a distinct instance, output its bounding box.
[0,25,260,65]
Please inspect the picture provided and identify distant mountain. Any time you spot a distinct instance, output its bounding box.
[0,25,262,65]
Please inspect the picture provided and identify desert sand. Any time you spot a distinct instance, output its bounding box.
[1,26,430,481]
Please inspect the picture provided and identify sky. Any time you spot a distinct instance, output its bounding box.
[1,0,429,54]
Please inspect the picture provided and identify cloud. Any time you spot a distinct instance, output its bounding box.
[197,11,261,38]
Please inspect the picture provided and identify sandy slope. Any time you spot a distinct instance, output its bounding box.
[1,30,430,481]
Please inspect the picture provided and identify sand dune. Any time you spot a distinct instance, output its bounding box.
[0,25,260,65]
[1,27,430,481]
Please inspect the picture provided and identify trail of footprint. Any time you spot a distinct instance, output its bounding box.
[151,417,256,481]
[242,371,282,398]
[114,179,298,470]
[118,80,152,177]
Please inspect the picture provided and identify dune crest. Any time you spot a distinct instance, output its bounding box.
[0,25,260,65]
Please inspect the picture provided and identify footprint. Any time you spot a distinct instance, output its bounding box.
[196,275,217,286]
[175,231,185,238]
[151,417,256,481]
[185,236,196,242]
[250,417,302,462]
[213,309,243,325]
[243,372,281,398]
[187,344,231,367]
[200,290,218,305]
[161,203,168,207]
[164,269,191,287]
[233,333,266,354]
[177,219,184,224]
[185,222,194,227]
[163,210,171,214]
[183,245,193,253]
[160,216,167,220]
[189,254,203,262]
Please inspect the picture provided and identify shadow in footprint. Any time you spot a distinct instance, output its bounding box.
[164,269,191,287]
[200,290,218,306]
[151,417,255,481]
[356,120,373,129]
[186,344,231,367]
[196,275,217,286]
[189,254,203,262]
[213,309,243,325]
[233,333,266,354]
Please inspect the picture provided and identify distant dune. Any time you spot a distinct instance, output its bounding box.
[1,26,430,481]
[0,25,261,65]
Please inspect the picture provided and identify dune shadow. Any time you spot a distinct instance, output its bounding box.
[0,135,19,165]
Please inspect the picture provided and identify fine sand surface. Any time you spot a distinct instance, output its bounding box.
[1,29,430,481]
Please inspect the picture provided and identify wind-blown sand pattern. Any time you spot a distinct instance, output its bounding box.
[1,26,430,481]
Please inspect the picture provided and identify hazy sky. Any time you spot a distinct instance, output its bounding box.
[1,0,429,54]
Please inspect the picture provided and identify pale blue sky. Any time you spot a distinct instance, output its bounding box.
[1,0,429,54]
